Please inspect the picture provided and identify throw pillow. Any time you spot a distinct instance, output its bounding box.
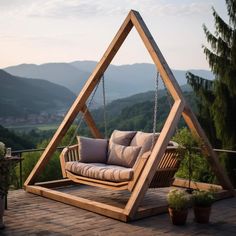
[107,143,141,168]
[77,136,108,163]
[109,130,137,146]
[130,131,160,157]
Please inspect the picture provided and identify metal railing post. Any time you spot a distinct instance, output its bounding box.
[11,146,66,189]
[19,152,23,188]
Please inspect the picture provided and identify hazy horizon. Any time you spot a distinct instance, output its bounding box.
[2,59,214,71]
[0,0,227,70]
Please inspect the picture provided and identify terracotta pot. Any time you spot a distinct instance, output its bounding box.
[0,196,5,229]
[168,207,188,225]
[194,206,211,224]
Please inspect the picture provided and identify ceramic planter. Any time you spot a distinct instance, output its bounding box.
[168,207,188,225]
[194,206,211,223]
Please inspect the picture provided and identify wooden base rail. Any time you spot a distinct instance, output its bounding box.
[25,179,235,222]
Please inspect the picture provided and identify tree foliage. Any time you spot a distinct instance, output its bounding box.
[173,128,214,183]
[17,126,78,184]
[187,0,236,185]
[0,125,33,150]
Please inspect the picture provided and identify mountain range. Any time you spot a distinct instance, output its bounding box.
[0,69,76,118]
[4,61,214,102]
[1,60,214,127]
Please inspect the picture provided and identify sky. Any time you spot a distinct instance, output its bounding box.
[0,0,228,70]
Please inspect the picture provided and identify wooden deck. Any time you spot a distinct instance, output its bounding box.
[1,186,236,235]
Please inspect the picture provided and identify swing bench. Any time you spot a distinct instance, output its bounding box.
[60,131,180,191]
[59,60,181,191]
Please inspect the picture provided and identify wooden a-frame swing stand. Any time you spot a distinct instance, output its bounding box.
[24,10,235,222]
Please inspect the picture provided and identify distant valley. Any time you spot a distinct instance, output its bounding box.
[0,69,75,126]
[1,61,214,128]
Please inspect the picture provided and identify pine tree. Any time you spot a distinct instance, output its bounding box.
[187,0,236,185]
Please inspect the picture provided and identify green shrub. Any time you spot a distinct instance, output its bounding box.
[167,189,190,211]
[173,128,214,183]
[193,190,215,207]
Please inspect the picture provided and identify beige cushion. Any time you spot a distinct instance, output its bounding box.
[65,162,133,182]
[77,136,108,163]
[107,143,141,168]
[109,130,137,146]
[130,131,159,157]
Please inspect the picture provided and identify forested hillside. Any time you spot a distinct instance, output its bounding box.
[0,69,76,124]
[86,90,197,136]
[0,125,33,150]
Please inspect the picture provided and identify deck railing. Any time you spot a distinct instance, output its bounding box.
[10,146,236,189]
[11,146,65,188]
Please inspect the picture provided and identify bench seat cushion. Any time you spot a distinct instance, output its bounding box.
[65,162,133,182]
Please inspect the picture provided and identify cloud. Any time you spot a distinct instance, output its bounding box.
[29,0,103,18]
[0,0,212,19]
[7,0,127,18]
[28,0,139,18]
[151,2,212,17]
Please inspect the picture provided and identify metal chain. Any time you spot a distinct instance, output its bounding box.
[152,71,159,150]
[160,75,172,109]
[68,77,102,146]
[102,74,108,138]
[160,75,178,132]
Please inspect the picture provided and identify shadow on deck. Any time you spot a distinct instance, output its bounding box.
[1,186,236,236]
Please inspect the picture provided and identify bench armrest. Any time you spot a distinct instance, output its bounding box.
[60,144,79,178]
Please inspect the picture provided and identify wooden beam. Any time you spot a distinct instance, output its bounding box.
[214,189,236,200]
[27,181,233,222]
[173,178,234,199]
[24,11,134,186]
[130,10,185,102]
[128,152,150,191]
[66,171,129,190]
[182,106,234,193]
[35,179,74,188]
[134,205,168,220]
[26,185,128,222]
[81,105,103,138]
[124,100,185,219]
[172,178,223,190]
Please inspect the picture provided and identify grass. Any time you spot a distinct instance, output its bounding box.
[6,123,59,132]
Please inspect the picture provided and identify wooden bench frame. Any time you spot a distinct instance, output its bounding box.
[24,10,235,222]
[60,144,180,191]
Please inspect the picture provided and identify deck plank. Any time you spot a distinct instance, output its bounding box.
[2,187,236,235]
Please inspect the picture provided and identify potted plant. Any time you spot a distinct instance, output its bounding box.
[192,189,215,223]
[167,189,191,225]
